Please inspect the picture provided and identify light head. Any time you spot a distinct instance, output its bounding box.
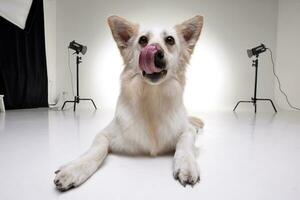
[69,40,87,55]
[247,44,267,58]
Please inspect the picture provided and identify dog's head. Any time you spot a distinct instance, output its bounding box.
[107,15,203,85]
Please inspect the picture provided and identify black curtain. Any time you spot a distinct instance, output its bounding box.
[0,0,48,109]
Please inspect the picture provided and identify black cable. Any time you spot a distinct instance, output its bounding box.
[267,48,300,111]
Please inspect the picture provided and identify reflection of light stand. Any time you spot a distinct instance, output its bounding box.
[233,55,277,113]
[62,53,97,111]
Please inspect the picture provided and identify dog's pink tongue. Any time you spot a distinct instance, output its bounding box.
[139,44,161,74]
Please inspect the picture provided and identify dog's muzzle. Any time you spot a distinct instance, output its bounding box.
[139,44,167,82]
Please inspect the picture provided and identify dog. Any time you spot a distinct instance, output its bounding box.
[54,15,204,191]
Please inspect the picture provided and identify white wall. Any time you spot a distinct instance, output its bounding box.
[44,0,56,104]
[48,0,279,112]
[276,0,300,111]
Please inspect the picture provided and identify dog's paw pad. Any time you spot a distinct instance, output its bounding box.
[173,157,200,187]
[173,169,200,187]
[53,162,89,191]
[54,169,77,191]
[54,160,98,191]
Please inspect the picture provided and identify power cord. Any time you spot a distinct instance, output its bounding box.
[267,48,300,111]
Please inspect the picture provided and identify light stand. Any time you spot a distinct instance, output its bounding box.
[61,52,97,111]
[233,55,277,113]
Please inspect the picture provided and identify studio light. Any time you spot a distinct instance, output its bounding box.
[62,40,96,111]
[233,43,277,113]
[247,44,267,58]
[68,40,87,55]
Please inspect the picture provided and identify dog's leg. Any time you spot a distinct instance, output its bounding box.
[173,130,200,187]
[54,127,111,191]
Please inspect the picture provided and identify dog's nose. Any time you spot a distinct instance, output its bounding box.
[154,49,166,69]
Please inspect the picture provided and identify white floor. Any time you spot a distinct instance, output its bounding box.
[0,108,299,200]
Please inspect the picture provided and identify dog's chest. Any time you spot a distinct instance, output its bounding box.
[132,115,180,155]
[118,78,186,155]
[134,93,184,155]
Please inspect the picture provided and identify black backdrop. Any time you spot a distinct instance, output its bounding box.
[0,0,48,109]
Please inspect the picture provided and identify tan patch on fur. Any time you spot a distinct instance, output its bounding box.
[120,69,184,156]
[119,70,157,154]
[139,86,159,155]
[188,116,204,129]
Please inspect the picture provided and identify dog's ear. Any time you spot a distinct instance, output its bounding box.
[175,15,203,52]
[107,15,138,49]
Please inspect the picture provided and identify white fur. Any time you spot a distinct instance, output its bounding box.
[54,15,204,190]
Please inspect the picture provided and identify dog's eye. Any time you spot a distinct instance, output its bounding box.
[138,36,148,46]
[165,36,175,45]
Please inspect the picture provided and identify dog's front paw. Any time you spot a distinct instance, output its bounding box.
[54,160,95,191]
[173,154,200,187]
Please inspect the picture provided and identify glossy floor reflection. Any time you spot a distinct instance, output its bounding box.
[0,109,299,200]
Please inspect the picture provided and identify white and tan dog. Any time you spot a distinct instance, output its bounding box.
[54,15,204,190]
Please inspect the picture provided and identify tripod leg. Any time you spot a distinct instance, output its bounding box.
[80,98,97,110]
[270,100,277,113]
[233,101,253,111]
[90,99,97,110]
[266,99,277,113]
[256,99,278,113]
[61,101,74,110]
[62,101,67,110]
[233,101,242,111]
